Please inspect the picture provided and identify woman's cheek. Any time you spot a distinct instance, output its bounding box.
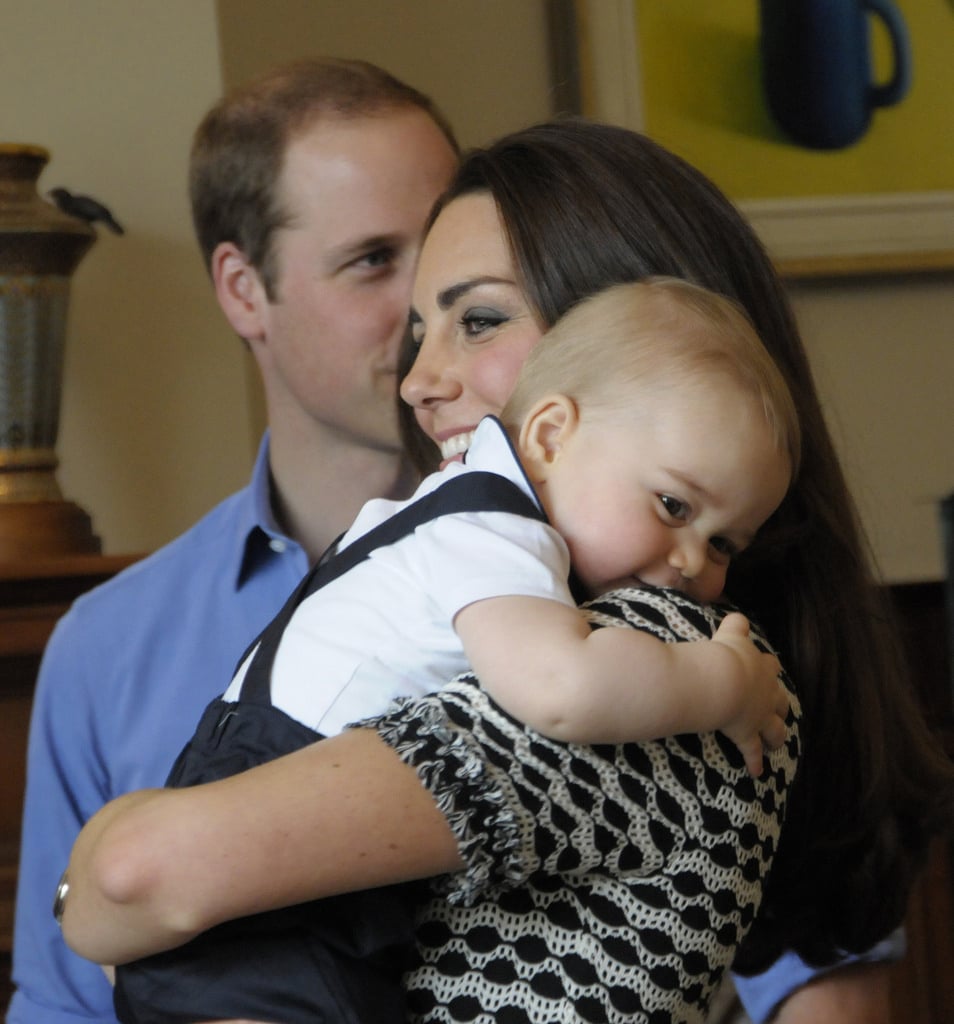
[483,338,541,410]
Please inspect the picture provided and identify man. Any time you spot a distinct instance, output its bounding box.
[7,57,458,1023]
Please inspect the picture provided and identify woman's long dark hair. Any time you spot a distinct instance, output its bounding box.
[399,118,954,970]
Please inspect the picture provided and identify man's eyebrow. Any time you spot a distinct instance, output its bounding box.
[436,276,513,310]
[330,234,398,263]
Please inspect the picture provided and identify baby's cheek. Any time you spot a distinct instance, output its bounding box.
[697,569,728,604]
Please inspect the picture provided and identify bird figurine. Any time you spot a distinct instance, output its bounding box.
[48,187,125,235]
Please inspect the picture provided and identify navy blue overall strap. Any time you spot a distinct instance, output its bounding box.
[237,471,547,704]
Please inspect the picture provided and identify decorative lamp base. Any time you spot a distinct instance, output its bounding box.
[0,500,100,561]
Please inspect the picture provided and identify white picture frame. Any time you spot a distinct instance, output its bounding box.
[572,0,954,278]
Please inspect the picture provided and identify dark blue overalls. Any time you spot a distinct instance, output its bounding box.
[113,472,545,1024]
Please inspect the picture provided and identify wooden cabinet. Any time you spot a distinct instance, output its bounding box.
[0,554,138,1007]
[885,582,954,1022]
[892,838,954,1022]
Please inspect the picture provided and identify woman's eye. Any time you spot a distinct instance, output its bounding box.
[658,494,689,521]
[461,308,506,336]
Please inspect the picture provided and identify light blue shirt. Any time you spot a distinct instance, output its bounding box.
[732,929,906,1022]
[7,434,309,1024]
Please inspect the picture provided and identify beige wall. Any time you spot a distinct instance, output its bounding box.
[215,0,554,148]
[2,1,951,582]
[1,0,252,556]
[789,275,954,582]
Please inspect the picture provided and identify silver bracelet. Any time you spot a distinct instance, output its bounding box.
[52,870,70,927]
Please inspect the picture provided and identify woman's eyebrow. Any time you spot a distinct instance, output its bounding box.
[437,276,512,310]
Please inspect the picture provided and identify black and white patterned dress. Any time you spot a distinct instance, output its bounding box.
[366,586,801,1024]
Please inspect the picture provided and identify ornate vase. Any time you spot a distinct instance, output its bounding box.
[0,143,100,559]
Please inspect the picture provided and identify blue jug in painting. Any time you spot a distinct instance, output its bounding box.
[759,0,912,149]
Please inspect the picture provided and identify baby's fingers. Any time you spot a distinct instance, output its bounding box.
[773,676,790,720]
[760,713,788,752]
[714,612,751,640]
[738,736,767,778]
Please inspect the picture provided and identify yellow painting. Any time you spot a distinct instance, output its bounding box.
[575,0,954,273]
[634,0,954,201]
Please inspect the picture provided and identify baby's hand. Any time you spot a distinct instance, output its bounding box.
[711,612,789,777]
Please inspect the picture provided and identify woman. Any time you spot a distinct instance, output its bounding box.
[63,121,954,1021]
[397,121,954,969]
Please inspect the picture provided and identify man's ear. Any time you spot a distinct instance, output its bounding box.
[517,394,580,480]
[211,242,268,343]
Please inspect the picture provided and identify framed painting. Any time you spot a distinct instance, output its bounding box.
[566,0,954,277]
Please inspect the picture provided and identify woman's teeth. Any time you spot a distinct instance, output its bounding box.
[440,431,475,460]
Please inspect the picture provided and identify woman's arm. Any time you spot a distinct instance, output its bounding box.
[65,589,797,970]
[62,728,462,965]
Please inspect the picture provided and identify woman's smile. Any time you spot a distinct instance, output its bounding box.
[439,429,476,462]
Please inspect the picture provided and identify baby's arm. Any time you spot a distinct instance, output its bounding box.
[453,596,788,775]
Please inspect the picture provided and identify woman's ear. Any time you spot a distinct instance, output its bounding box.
[211,242,268,343]
[517,394,580,480]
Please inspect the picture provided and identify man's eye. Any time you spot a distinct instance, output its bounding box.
[659,494,688,520]
[406,310,424,348]
[356,248,394,269]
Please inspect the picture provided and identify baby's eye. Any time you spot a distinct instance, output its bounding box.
[658,494,689,521]
[709,536,738,561]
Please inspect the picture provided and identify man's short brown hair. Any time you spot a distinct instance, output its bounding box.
[190,57,457,298]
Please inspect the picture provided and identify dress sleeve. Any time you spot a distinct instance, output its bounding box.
[361,585,801,905]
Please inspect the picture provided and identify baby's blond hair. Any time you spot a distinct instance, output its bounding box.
[500,277,801,475]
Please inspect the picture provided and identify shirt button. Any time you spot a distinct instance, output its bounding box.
[269,538,288,554]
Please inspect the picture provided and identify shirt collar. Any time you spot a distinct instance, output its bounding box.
[465,416,545,513]
[467,415,590,605]
[235,431,306,588]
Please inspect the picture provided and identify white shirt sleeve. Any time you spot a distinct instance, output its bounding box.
[379,508,576,622]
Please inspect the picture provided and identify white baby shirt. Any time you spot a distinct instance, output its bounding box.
[223,417,574,736]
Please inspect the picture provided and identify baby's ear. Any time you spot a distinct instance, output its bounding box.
[518,394,579,479]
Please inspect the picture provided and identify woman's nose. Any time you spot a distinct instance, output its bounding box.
[399,342,461,408]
